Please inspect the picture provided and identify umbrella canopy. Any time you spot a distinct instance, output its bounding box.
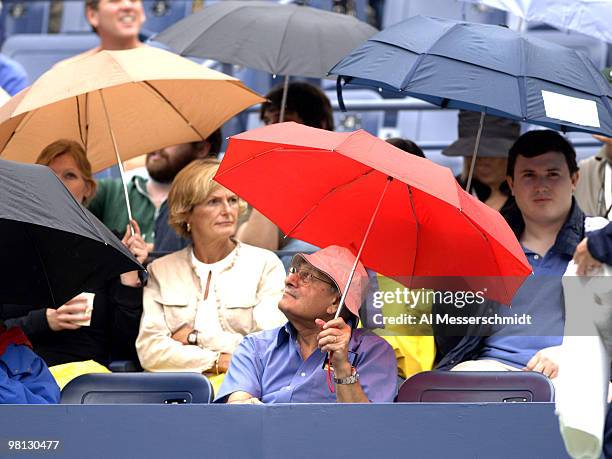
[154,0,377,79]
[461,0,612,44]
[0,45,264,172]
[0,159,142,309]
[329,15,612,137]
[215,122,532,305]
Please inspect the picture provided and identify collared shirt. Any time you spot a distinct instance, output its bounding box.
[479,201,585,368]
[215,323,397,403]
[87,176,157,243]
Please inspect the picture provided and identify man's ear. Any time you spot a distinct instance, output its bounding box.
[194,141,212,159]
[570,170,579,191]
[325,294,340,315]
[86,7,99,29]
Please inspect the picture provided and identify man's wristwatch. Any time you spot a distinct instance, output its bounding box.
[187,330,198,345]
[333,367,359,385]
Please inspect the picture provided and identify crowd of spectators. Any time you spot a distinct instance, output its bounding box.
[0,1,611,457]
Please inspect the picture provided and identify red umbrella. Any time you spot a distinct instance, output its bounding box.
[215,122,531,305]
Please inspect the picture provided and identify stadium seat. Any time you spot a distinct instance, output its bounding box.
[1,1,50,41]
[141,0,193,35]
[60,372,214,404]
[396,371,554,403]
[108,360,143,373]
[381,0,505,29]
[325,87,384,136]
[1,33,100,81]
[59,1,91,33]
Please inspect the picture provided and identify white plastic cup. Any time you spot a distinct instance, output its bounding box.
[71,292,95,327]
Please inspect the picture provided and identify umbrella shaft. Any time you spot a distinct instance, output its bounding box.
[99,90,134,230]
[279,75,290,123]
[465,112,485,192]
[334,176,393,320]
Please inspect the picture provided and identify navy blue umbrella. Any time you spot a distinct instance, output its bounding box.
[329,15,612,187]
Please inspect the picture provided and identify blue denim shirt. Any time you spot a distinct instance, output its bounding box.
[215,323,397,403]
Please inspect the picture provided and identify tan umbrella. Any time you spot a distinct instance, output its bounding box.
[0,46,264,220]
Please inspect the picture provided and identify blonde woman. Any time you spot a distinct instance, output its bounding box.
[136,160,286,380]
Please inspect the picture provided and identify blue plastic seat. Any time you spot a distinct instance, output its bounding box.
[59,0,91,33]
[397,371,554,403]
[325,87,384,136]
[60,372,214,404]
[141,0,193,35]
[1,33,100,81]
[1,1,50,42]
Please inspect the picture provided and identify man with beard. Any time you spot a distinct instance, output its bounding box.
[88,130,221,247]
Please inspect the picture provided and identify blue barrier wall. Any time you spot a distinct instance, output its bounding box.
[0,403,573,459]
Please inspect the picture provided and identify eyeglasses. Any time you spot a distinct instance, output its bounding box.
[288,265,334,286]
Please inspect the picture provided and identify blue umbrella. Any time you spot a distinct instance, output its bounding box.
[329,15,612,187]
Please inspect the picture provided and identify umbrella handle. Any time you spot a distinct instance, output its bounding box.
[336,76,346,112]
[465,111,485,193]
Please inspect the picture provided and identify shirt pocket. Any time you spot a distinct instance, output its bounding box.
[161,299,194,334]
[222,300,257,335]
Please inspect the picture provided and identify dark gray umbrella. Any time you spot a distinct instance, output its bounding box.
[154,0,376,120]
[0,159,143,308]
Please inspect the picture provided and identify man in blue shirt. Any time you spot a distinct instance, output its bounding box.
[215,245,397,404]
[436,130,588,382]
[0,53,28,96]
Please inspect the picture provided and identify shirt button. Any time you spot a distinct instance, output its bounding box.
[300,372,306,377]
[533,254,540,260]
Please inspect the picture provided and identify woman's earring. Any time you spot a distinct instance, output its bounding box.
[186,222,192,232]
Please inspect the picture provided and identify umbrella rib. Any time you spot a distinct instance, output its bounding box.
[23,225,57,308]
[1,107,40,153]
[216,146,323,177]
[284,168,377,238]
[370,36,603,97]
[84,92,90,150]
[76,95,87,147]
[273,6,297,75]
[456,209,512,303]
[517,37,527,120]
[405,183,419,285]
[141,81,206,140]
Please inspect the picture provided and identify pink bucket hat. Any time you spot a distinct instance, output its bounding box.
[292,245,368,318]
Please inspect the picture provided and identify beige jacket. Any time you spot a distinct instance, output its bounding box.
[575,147,611,218]
[136,242,286,373]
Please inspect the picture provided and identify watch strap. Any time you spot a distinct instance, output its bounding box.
[333,367,359,385]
